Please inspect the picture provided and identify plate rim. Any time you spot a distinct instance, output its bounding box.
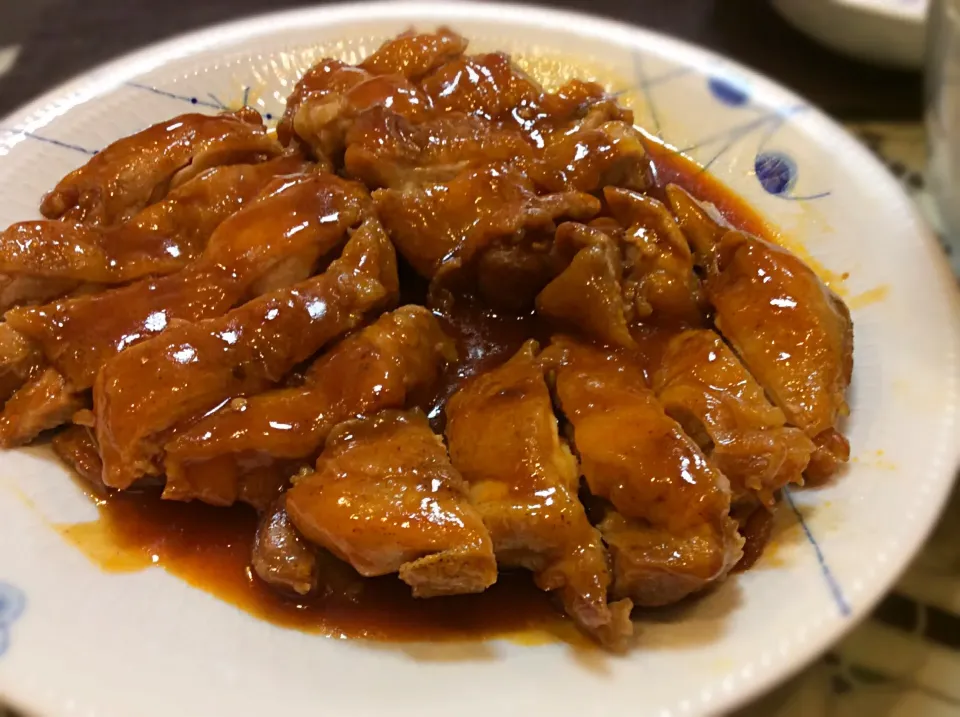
[0,3,958,716]
[834,0,929,24]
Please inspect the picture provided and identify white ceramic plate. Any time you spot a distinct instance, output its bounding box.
[0,3,958,716]
[772,0,928,69]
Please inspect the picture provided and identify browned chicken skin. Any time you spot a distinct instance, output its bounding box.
[162,305,455,507]
[0,368,84,447]
[445,341,633,647]
[330,39,647,195]
[805,429,852,484]
[420,52,614,136]
[374,161,599,279]
[0,156,306,300]
[605,186,705,326]
[653,329,815,506]
[533,111,653,194]
[0,276,92,316]
[359,28,468,80]
[278,28,466,151]
[294,74,432,163]
[665,186,853,480]
[286,409,498,598]
[421,52,544,123]
[544,337,742,607]
[40,110,281,226]
[51,424,107,496]
[664,183,732,267]
[344,89,643,200]
[278,59,369,150]
[252,497,320,595]
[5,172,368,392]
[94,216,398,489]
[344,108,535,190]
[473,239,563,313]
[0,322,43,404]
[535,184,705,343]
[706,231,853,476]
[536,223,635,348]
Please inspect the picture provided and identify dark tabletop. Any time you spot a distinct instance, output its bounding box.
[0,0,922,121]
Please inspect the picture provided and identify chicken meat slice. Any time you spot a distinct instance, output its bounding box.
[40,109,281,226]
[278,50,431,164]
[805,429,852,484]
[472,238,565,313]
[0,156,306,305]
[664,183,733,268]
[604,186,706,326]
[5,172,367,391]
[52,424,108,496]
[162,305,455,507]
[420,51,543,122]
[293,73,432,164]
[0,322,43,404]
[533,108,653,194]
[95,216,398,490]
[445,340,633,647]
[420,52,617,139]
[663,186,853,479]
[374,161,599,279]
[278,59,370,149]
[252,496,319,596]
[536,222,635,349]
[344,107,534,190]
[706,231,853,477]
[278,27,463,150]
[343,79,640,194]
[286,409,498,598]
[653,329,815,506]
[0,368,84,447]
[359,27,468,79]
[0,276,91,317]
[544,336,742,607]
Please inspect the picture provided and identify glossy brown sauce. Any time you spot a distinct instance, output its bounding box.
[645,139,772,239]
[61,486,575,642]
[63,141,775,644]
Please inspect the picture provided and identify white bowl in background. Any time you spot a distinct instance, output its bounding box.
[773,0,928,69]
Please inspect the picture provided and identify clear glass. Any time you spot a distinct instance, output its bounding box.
[926,0,960,245]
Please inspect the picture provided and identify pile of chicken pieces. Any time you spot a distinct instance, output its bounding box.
[0,29,853,648]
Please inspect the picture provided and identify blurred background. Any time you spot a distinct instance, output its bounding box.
[1,2,957,716]
[0,0,923,119]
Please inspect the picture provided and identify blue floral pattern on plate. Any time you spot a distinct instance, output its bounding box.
[3,56,832,202]
[0,582,25,657]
